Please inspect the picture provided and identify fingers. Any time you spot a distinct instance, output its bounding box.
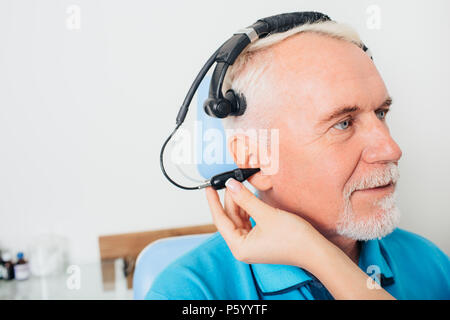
[224,189,246,229]
[225,189,252,232]
[224,178,275,223]
[205,186,243,246]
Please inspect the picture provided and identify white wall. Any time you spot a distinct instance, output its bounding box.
[0,0,449,265]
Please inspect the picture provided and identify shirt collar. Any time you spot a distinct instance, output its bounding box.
[249,218,395,295]
[249,217,314,295]
[358,237,395,286]
[251,262,314,295]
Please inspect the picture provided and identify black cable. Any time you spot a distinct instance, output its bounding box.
[160,48,220,190]
[160,123,201,190]
[176,48,221,125]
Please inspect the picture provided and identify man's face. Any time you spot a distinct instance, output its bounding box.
[265,33,402,239]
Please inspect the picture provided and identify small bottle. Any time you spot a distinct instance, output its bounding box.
[0,250,4,280]
[1,252,15,280]
[14,252,30,280]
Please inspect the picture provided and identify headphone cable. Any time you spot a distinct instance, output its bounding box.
[160,123,204,190]
[160,48,221,190]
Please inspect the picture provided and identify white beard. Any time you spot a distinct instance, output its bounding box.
[336,163,401,241]
[336,190,401,240]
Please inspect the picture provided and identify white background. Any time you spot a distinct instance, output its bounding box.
[0,0,449,265]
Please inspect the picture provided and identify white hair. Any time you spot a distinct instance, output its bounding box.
[221,20,366,131]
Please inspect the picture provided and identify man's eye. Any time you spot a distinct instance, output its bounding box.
[333,118,353,130]
[376,108,389,120]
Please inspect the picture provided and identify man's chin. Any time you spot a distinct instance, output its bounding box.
[339,214,400,241]
[336,193,401,241]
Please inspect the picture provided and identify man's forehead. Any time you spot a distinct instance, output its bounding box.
[272,32,370,73]
[278,72,387,115]
[268,33,387,120]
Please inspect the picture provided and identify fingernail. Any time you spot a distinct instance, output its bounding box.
[225,178,241,193]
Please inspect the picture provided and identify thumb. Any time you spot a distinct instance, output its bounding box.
[224,178,276,223]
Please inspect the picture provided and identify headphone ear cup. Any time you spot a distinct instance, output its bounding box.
[225,90,246,116]
[203,91,247,118]
[203,98,216,117]
[203,98,232,118]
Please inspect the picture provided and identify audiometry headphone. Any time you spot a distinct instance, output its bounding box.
[160,11,373,190]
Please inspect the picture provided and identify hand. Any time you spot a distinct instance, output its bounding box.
[205,178,331,270]
[206,178,396,300]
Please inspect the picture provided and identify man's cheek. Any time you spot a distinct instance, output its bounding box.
[259,128,280,175]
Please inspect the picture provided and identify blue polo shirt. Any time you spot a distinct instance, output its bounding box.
[145,226,450,300]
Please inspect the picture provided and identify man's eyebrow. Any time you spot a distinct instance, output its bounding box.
[318,97,393,124]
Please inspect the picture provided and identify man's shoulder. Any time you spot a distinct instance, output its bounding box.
[151,232,233,276]
[381,228,450,271]
[382,228,448,257]
[166,231,234,268]
[145,232,250,299]
[380,228,450,298]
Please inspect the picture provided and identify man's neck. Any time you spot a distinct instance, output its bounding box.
[325,234,361,265]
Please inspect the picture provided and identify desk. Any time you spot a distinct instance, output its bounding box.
[0,263,133,300]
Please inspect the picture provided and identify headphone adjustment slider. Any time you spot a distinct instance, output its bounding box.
[234,27,259,43]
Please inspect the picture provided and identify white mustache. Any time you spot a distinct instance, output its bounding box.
[344,163,400,199]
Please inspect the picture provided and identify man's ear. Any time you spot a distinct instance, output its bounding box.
[227,134,273,192]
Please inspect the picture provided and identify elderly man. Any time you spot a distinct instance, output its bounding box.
[147,14,450,300]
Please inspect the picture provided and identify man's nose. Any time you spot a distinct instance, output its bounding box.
[361,118,402,164]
